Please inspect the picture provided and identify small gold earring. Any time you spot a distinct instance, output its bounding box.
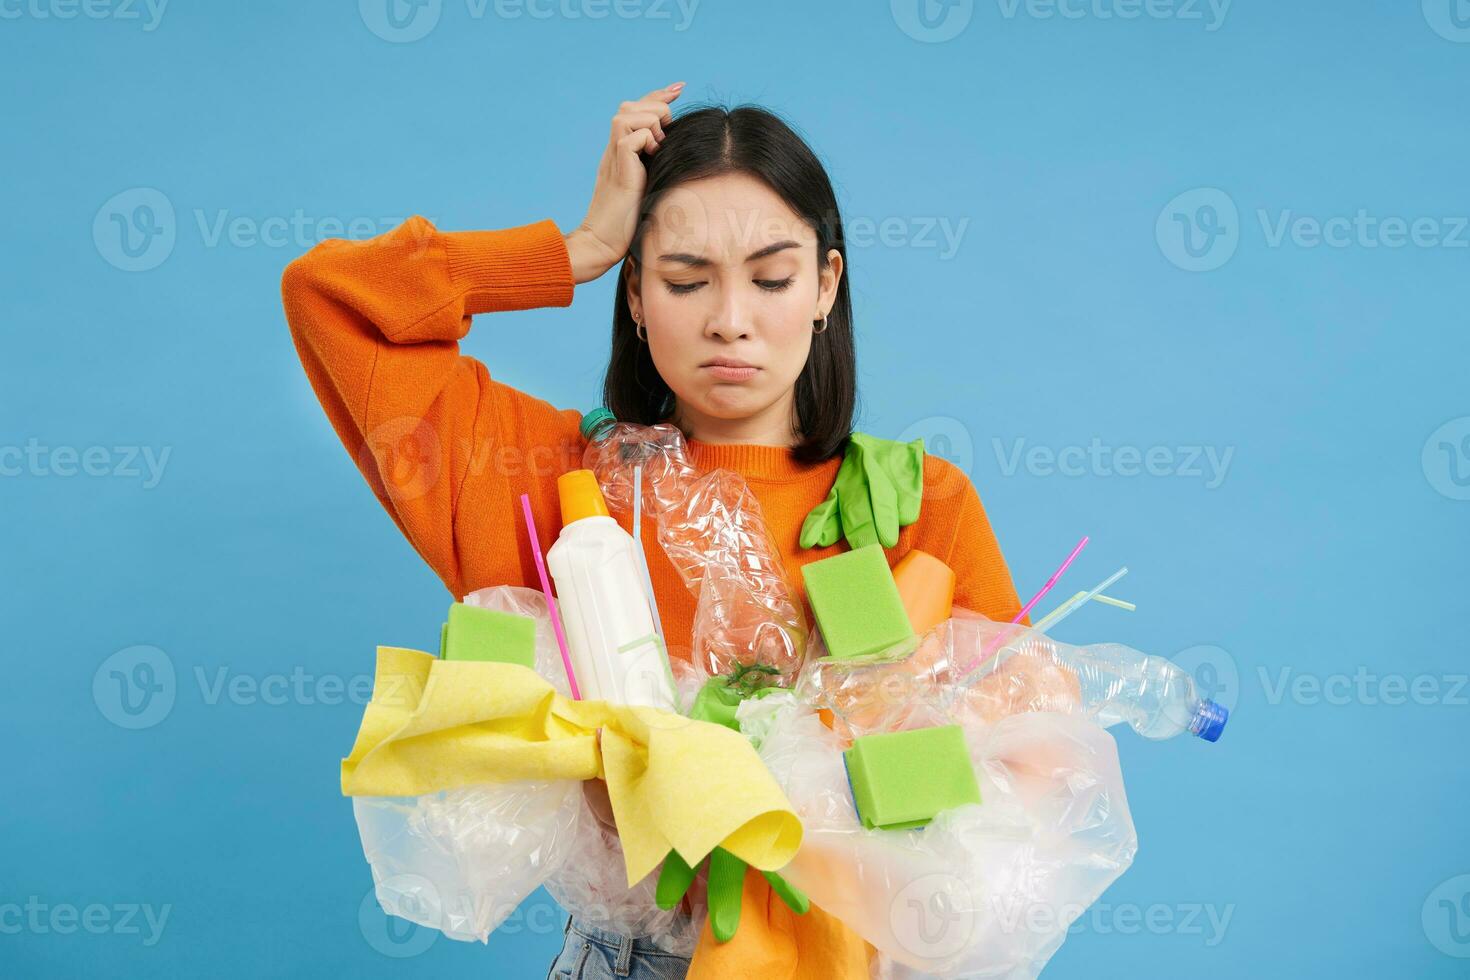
[633,312,647,342]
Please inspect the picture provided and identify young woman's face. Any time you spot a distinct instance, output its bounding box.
[627,172,842,436]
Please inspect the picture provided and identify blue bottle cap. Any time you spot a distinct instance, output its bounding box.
[1189,699,1229,743]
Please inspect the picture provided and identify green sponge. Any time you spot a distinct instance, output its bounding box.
[801,543,916,661]
[844,725,981,830]
[440,602,536,668]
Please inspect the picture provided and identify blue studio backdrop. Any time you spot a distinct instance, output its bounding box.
[3,2,1467,977]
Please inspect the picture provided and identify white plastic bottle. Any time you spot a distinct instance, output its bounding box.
[545,468,678,711]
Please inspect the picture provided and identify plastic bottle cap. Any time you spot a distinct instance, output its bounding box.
[557,469,611,527]
[580,407,616,442]
[1189,699,1229,743]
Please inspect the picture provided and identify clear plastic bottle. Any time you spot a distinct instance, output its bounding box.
[579,409,808,680]
[801,616,1228,742]
[948,618,1229,742]
[1048,641,1229,741]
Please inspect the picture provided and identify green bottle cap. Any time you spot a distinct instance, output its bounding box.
[579,407,617,442]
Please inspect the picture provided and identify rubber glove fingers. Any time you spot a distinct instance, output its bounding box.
[798,486,843,549]
[836,437,897,549]
[799,433,927,552]
[888,437,925,526]
[655,849,699,911]
[707,847,747,942]
[761,870,810,916]
[860,440,901,548]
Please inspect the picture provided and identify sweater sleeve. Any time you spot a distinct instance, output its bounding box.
[280,214,577,594]
[944,477,1025,624]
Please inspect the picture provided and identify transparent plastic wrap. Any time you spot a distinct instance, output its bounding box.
[582,419,808,680]
[798,611,1228,744]
[353,780,583,943]
[354,781,702,952]
[541,791,703,956]
[738,692,1137,979]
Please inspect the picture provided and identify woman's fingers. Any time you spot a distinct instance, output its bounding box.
[635,83,683,112]
[612,111,666,144]
[613,128,659,184]
[613,98,677,139]
[612,85,682,141]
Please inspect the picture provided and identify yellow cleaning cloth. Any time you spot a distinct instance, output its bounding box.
[340,647,802,887]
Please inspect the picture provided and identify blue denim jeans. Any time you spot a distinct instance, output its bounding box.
[545,915,691,980]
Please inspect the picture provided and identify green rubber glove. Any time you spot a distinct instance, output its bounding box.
[652,671,808,941]
[800,432,925,551]
[655,846,809,942]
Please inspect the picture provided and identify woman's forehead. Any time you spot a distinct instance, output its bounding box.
[645,175,815,264]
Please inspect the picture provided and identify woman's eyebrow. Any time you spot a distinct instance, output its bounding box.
[656,240,802,267]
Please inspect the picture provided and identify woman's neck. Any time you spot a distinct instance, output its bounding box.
[670,393,799,448]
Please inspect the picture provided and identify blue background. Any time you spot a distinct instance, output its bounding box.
[4,1,1467,976]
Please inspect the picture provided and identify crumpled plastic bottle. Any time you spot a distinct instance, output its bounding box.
[580,412,808,681]
[797,611,1229,744]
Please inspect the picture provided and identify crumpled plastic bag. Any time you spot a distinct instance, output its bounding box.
[354,780,703,951]
[738,692,1137,979]
[353,780,583,942]
[542,792,703,956]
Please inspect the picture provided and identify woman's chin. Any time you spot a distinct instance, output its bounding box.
[696,386,765,417]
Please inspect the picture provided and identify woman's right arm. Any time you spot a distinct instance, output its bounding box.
[280,82,683,594]
[281,214,578,593]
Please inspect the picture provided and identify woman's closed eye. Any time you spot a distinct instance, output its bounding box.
[662,277,795,295]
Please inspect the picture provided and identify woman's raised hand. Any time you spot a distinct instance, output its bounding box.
[564,82,684,284]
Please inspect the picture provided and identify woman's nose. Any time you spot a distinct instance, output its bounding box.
[704,290,752,341]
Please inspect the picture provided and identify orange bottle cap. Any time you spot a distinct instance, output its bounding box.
[557,469,610,527]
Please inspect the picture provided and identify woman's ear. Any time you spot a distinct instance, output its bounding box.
[623,259,642,320]
[817,248,844,318]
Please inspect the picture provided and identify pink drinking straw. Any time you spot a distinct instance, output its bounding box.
[520,493,581,700]
[1012,535,1089,624]
[957,534,1089,679]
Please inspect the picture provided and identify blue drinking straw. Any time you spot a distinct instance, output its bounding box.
[632,463,668,654]
[1033,566,1130,634]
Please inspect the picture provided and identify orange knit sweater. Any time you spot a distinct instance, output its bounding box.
[281,214,1023,657]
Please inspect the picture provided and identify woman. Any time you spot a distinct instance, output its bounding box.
[282,82,1023,979]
